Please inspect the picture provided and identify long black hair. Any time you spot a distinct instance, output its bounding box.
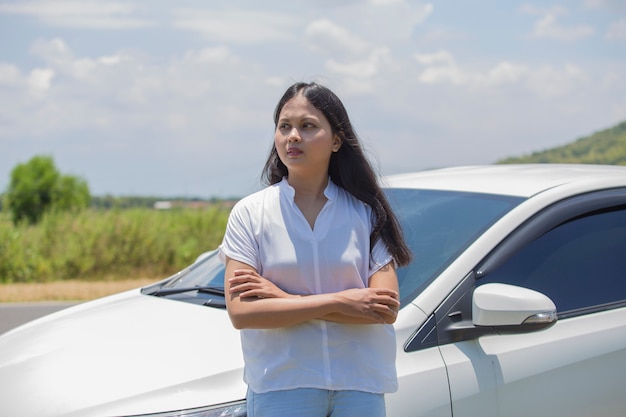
[262,82,412,266]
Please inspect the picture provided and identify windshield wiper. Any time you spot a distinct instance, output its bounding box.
[148,286,225,297]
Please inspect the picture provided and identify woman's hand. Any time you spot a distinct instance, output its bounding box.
[322,261,400,325]
[228,269,291,300]
[325,287,399,324]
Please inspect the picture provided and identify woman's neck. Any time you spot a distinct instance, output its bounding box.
[286,174,329,201]
[286,174,329,230]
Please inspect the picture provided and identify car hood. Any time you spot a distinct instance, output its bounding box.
[0,289,245,417]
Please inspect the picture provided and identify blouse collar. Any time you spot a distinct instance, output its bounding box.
[279,177,338,204]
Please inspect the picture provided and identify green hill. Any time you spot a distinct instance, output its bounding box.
[497,120,626,166]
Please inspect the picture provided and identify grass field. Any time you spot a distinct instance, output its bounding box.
[0,203,232,301]
[1,206,230,288]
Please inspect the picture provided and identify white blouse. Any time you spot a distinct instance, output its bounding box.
[219,178,397,394]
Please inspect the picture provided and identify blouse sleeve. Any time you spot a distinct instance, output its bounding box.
[369,237,394,277]
[362,201,394,277]
[218,200,260,271]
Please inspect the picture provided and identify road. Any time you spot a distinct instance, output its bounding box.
[0,302,79,335]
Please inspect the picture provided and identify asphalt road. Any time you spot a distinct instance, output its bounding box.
[0,302,79,335]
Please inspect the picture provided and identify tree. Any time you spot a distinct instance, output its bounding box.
[54,175,91,212]
[6,155,91,224]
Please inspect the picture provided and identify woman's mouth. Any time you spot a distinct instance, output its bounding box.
[287,148,302,157]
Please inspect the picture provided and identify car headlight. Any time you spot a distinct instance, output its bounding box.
[130,400,247,417]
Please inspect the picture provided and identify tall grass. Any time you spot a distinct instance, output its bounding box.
[0,206,230,283]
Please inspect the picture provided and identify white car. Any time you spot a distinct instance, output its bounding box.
[1,164,625,417]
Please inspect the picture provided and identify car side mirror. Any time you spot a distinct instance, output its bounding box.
[473,283,557,333]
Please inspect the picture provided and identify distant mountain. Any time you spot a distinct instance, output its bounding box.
[497,120,626,166]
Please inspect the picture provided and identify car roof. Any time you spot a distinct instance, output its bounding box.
[384,164,626,197]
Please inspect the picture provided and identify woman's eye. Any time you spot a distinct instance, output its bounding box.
[278,123,290,130]
[302,123,315,129]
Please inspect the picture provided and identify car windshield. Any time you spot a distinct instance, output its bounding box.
[155,250,226,291]
[387,189,523,305]
[148,188,523,308]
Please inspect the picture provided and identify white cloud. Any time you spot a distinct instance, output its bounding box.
[30,37,71,60]
[325,48,391,86]
[583,0,626,13]
[533,15,594,40]
[525,64,587,97]
[419,27,469,45]
[183,46,237,64]
[173,9,299,44]
[357,1,433,42]
[414,50,455,66]
[99,55,122,65]
[30,38,119,82]
[306,19,371,57]
[486,61,530,85]
[521,4,594,40]
[28,68,55,93]
[415,57,467,85]
[370,0,404,5]
[414,51,470,85]
[165,113,189,131]
[0,36,269,140]
[265,76,287,87]
[0,0,153,29]
[0,63,22,86]
[606,19,626,42]
[414,50,586,97]
[0,62,55,97]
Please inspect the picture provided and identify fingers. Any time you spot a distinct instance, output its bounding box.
[370,287,400,300]
[229,281,267,298]
[355,288,399,322]
[377,293,400,307]
[228,271,260,296]
[362,288,400,308]
[228,270,261,287]
[229,269,258,281]
[227,270,285,299]
[358,304,396,324]
[230,284,262,297]
[366,301,398,324]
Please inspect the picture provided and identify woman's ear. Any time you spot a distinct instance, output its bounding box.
[332,134,342,152]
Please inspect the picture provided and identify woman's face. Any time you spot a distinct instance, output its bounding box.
[274,93,341,177]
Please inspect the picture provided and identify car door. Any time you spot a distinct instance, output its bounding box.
[388,311,453,417]
[440,188,626,417]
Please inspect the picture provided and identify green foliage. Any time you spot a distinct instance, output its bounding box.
[498,120,626,165]
[0,206,230,283]
[7,156,59,224]
[54,175,90,212]
[6,155,91,225]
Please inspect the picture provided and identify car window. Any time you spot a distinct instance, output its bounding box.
[477,207,626,317]
[387,189,523,306]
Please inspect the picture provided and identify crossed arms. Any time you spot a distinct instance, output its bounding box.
[224,257,399,330]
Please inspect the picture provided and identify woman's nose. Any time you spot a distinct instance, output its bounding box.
[287,128,301,142]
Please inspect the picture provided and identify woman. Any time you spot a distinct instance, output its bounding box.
[219,82,412,417]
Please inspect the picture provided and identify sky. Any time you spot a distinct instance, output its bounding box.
[1,0,625,198]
